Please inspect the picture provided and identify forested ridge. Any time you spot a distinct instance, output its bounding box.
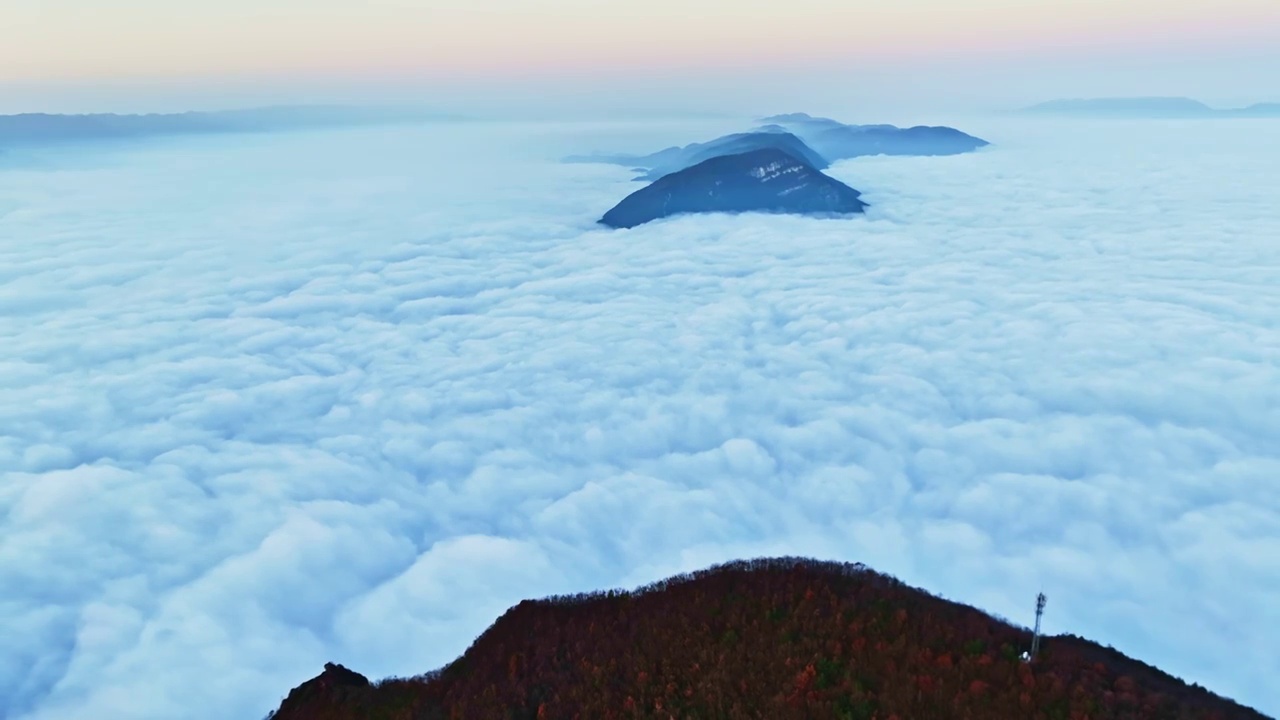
[266,557,1269,720]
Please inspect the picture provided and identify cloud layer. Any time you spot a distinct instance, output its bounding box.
[1,116,1278,719]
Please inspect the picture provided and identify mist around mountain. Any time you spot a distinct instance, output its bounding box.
[598,147,866,229]
[264,557,1271,720]
[0,105,468,148]
[6,110,1279,720]
[566,129,829,182]
[1019,97,1280,118]
[757,113,991,160]
[578,111,986,228]
[565,112,989,178]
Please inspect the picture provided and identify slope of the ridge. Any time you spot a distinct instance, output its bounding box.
[598,148,866,228]
[757,113,990,159]
[565,129,829,181]
[266,557,1271,720]
[636,130,830,181]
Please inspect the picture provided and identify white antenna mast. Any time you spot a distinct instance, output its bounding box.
[1024,591,1044,661]
[1021,592,1048,662]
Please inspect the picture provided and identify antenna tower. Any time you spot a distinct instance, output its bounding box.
[1029,592,1047,659]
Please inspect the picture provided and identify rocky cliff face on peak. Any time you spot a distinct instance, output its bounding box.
[265,663,370,719]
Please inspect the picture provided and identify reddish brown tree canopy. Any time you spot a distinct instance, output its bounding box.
[266,558,1269,720]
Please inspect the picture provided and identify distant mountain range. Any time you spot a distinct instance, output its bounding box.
[579,112,988,227]
[758,112,990,159]
[570,113,989,180]
[265,557,1271,720]
[0,105,468,148]
[1019,97,1280,118]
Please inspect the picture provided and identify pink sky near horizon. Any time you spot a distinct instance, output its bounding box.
[1,0,1276,115]
[3,0,1278,83]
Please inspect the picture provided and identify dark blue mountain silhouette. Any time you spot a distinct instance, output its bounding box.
[599,148,866,229]
[567,130,828,181]
[758,112,990,160]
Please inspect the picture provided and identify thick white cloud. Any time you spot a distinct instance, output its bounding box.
[1,116,1278,719]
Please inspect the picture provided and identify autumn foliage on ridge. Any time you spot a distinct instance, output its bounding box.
[266,557,1269,720]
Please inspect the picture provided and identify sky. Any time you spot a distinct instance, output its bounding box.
[1,115,1278,719]
[1,0,1278,115]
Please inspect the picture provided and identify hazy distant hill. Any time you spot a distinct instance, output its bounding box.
[1020,97,1280,118]
[565,113,989,181]
[1236,103,1280,117]
[577,112,989,228]
[598,148,866,228]
[264,557,1271,720]
[0,105,468,147]
[566,129,829,182]
[758,112,990,160]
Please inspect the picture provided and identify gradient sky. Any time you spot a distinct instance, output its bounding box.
[4,0,1279,117]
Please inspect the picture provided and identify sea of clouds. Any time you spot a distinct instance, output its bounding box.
[1,113,1277,719]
